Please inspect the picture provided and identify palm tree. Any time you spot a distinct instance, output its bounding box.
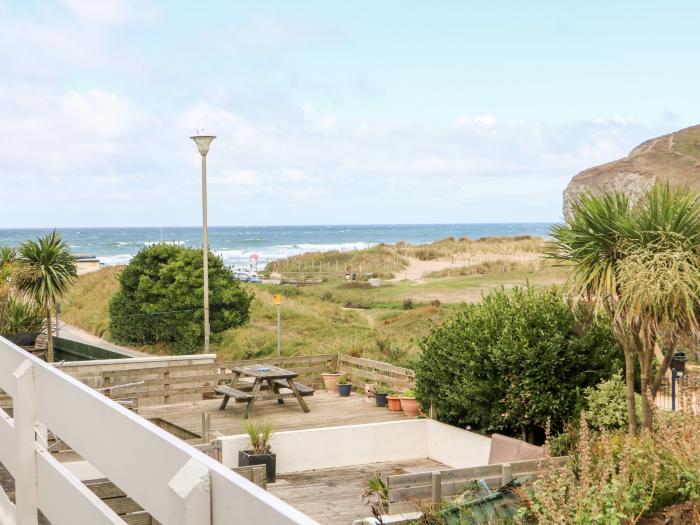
[14,232,77,362]
[548,191,640,434]
[617,184,700,429]
[550,184,700,431]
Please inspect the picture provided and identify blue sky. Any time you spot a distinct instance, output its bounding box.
[1,0,698,227]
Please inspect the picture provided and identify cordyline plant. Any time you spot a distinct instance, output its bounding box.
[549,183,700,432]
[13,231,77,362]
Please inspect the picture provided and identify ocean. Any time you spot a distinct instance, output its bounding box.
[0,223,554,268]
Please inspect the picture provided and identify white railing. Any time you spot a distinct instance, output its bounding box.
[0,336,317,525]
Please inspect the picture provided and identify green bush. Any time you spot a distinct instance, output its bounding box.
[109,244,253,354]
[584,370,642,431]
[415,286,621,438]
[0,298,44,338]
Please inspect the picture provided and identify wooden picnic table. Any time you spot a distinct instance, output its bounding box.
[214,364,312,419]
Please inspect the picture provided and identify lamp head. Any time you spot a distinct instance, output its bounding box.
[190,134,216,156]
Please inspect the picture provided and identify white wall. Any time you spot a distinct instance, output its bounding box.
[218,419,492,474]
[219,420,426,474]
[426,420,491,468]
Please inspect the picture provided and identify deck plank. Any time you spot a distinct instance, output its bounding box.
[268,459,446,525]
[138,390,409,438]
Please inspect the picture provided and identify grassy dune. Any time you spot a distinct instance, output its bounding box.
[264,235,547,278]
[61,265,121,338]
[61,236,565,363]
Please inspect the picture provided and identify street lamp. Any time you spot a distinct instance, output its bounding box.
[190,133,216,353]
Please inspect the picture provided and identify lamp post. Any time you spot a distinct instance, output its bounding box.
[190,133,216,353]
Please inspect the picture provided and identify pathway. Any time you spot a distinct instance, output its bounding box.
[57,322,149,358]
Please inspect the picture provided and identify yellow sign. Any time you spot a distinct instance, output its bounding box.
[273,294,282,305]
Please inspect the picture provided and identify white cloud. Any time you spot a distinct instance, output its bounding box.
[456,114,496,127]
[60,0,152,25]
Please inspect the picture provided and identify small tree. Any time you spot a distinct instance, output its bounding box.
[550,184,700,431]
[415,286,621,441]
[14,232,77,362]
[109,244,254,354]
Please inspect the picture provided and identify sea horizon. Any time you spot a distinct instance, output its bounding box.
[0,222,555,268]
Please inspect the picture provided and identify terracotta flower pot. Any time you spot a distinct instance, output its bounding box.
[399,396,420,417]
[322,373,341,394]
[387,395,402,411]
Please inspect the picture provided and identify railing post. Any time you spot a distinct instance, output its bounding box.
[501,463,512,487]
[13,359,38,525]
[671,368,677,411]
[168,458,211,525]
[431,471,442,504]
[201,412,211,444]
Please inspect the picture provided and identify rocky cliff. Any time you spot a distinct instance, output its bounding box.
[563,125,700,216]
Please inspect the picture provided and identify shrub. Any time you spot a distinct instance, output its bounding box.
[402,298,415,310]
[109,244,253,354]
[415,286,621,438]
[584,371,642,431]
[0,298,44,338]
[321,290,334,301]
[519,411,700,523]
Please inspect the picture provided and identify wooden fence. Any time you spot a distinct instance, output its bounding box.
[338,355,415,393]
[386,456,568,514]
[3,350,415,409]
[99,354,338,406]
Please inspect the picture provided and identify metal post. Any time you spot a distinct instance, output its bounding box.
[671,367,677,411]
[277,303,281,357]
[201,154,210,353]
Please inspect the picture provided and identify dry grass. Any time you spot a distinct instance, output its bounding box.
[61,266,121,338]
[265,236,548,278]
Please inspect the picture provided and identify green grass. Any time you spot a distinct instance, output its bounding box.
[61,252,565,364]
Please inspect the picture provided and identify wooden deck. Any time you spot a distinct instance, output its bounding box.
[138,390,410,439]
[269,458,446,525]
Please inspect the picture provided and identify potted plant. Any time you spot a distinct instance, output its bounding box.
[322,364,342,394]
[337,374,352,397]
[238,420,276,483]
[387,391,402,411]
[375,384,389,407]
[399,389,420,417]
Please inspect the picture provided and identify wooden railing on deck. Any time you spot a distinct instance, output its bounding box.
[99,354,337,406]
[386,456,569,514]
[338,355,415,392]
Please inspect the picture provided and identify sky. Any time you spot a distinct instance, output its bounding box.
[1,0,698,227]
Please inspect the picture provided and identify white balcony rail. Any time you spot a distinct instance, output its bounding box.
[0,336,317,525]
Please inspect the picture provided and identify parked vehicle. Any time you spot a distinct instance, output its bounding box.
[233,272,251,282]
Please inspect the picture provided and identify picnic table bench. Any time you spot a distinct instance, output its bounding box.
[213,364,314,418]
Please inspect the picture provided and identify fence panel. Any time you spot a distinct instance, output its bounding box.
[387,456,568,514]
[338,355,415,392]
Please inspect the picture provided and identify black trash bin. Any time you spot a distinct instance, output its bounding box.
[671,352,687,374]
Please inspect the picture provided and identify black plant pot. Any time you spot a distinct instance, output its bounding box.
[239,450,276,483]
[338,383,352,397]
[11,332,38,346]
[375,393,388,407]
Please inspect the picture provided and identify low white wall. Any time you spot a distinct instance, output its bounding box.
[219,420,426,474]
[218,419,492,474]
[426,420,491,468]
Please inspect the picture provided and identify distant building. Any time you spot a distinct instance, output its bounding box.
[73,253,100,275]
